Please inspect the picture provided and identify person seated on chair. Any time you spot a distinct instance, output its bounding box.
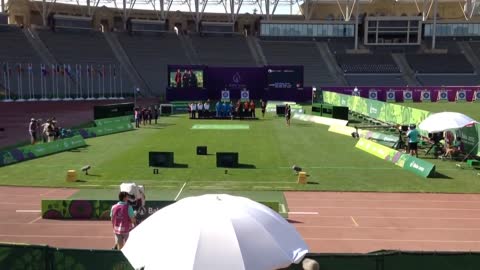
[444,137,464,159]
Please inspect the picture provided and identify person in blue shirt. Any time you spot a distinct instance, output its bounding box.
[225,102,232,118]
[221,102,228,118]
[406,124,419,158]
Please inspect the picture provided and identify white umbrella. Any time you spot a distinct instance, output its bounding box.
[122,194,309,270]
[418,112,477,133]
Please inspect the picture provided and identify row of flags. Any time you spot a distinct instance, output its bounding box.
[2,63,117,77]
[363,89,480,102]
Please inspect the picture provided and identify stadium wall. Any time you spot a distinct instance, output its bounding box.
[1,243,479,270]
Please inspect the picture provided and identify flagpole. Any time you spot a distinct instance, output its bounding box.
[17,63,24,101]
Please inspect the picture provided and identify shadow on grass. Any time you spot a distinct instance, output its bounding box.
[307,181,319,185]
[293,122,314,127]
[173,163,189,168]
[75,179,87,183]
[431,172,453,179]
[141,123,176,129]
[68,146,89,152]
[237,164,256,169]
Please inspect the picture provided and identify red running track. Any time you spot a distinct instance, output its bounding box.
[285,191,480,253]
[2,187,480,253]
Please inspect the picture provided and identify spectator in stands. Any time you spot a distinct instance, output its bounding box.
[215,101,221,118]
[175,69,182,88]
[285,105,292,127]
[444,137,464,159]
[249,100,256,118]
[110,191,136,250]
[204,100,210,118]
[406,124,419,158]
[261,99,266,118]
[182,69,189,88]
[29,118,37,144]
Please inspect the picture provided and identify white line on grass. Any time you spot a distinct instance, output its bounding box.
[15,210,41,213]
[175,182,187,201]
[288,211,319,215]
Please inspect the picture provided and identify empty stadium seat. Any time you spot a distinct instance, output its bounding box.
[336,54,400,73]
[406,54,473,74]
[191,35,255,66]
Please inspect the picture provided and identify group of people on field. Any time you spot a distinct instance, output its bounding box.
[134,106,159,128]
[28,117,66,144]
[189,99,268,119]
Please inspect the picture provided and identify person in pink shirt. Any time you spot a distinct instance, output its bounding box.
[110,192,136,250]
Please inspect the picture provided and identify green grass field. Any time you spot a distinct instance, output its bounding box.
[0,103,479,194]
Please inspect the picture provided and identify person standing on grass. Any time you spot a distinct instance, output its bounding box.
[406,124,419,158]
[29,118,37,144]
[285,104,291,127]
[111,191,136,250]
[261,99,266,118]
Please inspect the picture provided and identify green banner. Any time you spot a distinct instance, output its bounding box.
[355,138,435,178]
[75,122,134,138]
[42,200,280,220]
[94,116,133,127]
[323,91,431,125]
[457,123,480,157]
[0,135,86,167]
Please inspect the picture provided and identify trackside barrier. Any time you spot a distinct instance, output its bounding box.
[355,138,436,178]
[1,244,479,270]
[41,200,281,220]
[0,135,86,167]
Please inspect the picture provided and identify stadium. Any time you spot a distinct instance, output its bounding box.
[1,0,480,268]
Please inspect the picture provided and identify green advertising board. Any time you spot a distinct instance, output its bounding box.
[74,121,134,138]
[0,135,86,167]
[323,91,431,125]
[42,199,281,220]
[355,138,435,178]
[457,124,480,157]
[94,115,133,127]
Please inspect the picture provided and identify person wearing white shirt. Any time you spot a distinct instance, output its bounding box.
[190,102,197,119]
[204,101,210,118]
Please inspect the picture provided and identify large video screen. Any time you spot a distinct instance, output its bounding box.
[266,66,304,89]
[168,68,204,88]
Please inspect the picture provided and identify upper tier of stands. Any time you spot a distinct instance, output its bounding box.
[190,35,256,66]
[260,41,337,86]
[117,32,190,92]
[405,54,474,74]
[335,54,400,73]
[38,29,117,64]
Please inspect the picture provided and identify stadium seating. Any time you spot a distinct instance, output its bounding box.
[405,54,474,74]
[190,34,256,66]
[416,75,480,86]
[335,54,400,73]
[0,25,42,63]
[117,32,190,92]
[260,40,337,86]
[0,25,43,99]
[345,75,406,86]
[38,29,117,64]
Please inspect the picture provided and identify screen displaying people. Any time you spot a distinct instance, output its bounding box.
[169,69,204,88]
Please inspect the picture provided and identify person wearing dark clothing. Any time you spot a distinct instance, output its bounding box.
[261,100,266,118]
[182,70,189,88]
[285,105,291,127]
[153,106,159,124]
[175,69,182,88]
